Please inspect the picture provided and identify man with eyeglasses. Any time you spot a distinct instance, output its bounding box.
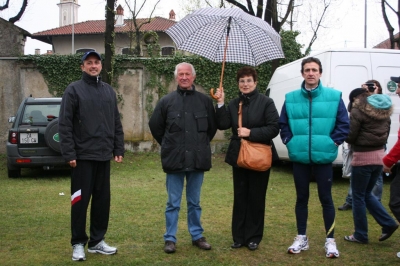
[279,57,349,259]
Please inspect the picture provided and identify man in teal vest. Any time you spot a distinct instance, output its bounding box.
[279,57,349,259]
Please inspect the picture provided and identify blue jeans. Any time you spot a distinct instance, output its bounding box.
[164,171,204,243]
[345,174,383,204]
[351,165,397,242]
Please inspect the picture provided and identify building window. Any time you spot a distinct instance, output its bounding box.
[122,47,140,56]
[161,46,175,56]
[76,48,95,54]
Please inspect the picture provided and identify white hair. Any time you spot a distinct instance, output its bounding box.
[174,62,196,78]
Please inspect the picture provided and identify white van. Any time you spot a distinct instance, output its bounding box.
[267,48,400,166]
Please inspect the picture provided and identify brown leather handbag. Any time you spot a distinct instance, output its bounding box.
[236,101,272,171]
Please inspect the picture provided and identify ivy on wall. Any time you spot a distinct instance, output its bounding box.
[18,29,303,116]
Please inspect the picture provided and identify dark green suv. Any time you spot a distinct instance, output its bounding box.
[6,97,67,177]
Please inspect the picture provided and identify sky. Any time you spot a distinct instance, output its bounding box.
[0,0,398,55]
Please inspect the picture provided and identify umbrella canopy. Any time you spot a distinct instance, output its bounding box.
[166,7,285,66]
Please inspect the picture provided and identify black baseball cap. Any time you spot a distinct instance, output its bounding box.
[390,76,400,83]
[81,51,101,63]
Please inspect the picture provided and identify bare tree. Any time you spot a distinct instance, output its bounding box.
[103,0,117,84]
[381,0,400,49]
[179,0,227,14]
[180,0,339,55]
[124,0,161,56]
[221,0,295,33]
[303,0,331,55]
[0,0,28,23]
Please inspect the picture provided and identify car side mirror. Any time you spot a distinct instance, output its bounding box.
[8,116,15,123]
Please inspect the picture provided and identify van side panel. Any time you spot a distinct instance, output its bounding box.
[371,52,400,155]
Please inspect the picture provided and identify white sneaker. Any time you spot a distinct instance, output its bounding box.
[88,240,117,255]
[288,235,309,254]
[72,243,86,261]
[325,238,339,258]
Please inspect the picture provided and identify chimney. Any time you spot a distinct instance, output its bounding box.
[115,5,124,26]
[35,49,40,55]
[169,10,175,21]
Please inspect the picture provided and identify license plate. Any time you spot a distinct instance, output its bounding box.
[20,133,38,144]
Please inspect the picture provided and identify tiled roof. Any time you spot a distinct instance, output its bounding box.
[373,32,400,49]
[32,16,176,37]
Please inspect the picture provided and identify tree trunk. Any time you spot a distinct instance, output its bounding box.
[381,0,396,49]
[0,0,10,11]
[103,0,116,84]
[397,0,400,48]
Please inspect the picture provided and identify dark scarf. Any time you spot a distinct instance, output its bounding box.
[239,88,258,106]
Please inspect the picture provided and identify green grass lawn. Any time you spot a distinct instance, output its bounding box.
[0,152,399,265]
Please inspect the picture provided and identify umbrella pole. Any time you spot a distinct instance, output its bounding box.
[210,17,231,100]
[218,34,229,91]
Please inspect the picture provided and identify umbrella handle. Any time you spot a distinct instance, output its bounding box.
[210,87,223,100]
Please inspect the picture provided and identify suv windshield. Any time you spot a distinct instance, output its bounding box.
[21,104,60,125]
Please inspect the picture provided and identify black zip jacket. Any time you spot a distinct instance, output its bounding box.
[216,89,280,167]
[148,86,217,173]
[59,72,124,161]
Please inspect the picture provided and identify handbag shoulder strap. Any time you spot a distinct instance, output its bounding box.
[238,101,243,128]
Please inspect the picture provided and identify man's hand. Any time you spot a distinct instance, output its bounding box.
[115,155,123,163]
[69,160,77,168]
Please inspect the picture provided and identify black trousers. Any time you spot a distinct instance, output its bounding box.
[231,167,270,245]
[70,160,111,247]
[389,165,400,223]
[292,163,335,238]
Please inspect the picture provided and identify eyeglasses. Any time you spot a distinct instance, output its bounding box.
[238,79,254,84]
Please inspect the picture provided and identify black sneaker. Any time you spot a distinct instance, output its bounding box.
[231,242,242,248]
[247,242,258,251]
[338,202,352,211]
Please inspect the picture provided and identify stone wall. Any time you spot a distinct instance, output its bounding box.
[0,58,226,154]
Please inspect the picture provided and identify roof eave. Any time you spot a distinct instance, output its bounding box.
[31,35,53,45]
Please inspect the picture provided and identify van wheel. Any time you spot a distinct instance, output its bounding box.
[8,166,21,178]
[45,118,61,153]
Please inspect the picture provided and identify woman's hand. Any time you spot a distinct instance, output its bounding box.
[238,127,250,137]
[361,83,378,94]
[214,87,225,104]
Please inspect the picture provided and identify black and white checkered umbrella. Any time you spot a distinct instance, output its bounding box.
[166,7,285,67]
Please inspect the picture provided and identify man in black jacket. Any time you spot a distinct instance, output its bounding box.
[59,51,124,261]
[149,62,217,254]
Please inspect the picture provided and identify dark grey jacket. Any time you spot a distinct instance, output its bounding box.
[59,72,124,162]
[148,86,217,173]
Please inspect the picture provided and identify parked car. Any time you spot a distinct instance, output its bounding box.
[6,96,67,177]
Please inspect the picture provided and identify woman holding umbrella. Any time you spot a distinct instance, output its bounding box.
[214,66,279,250]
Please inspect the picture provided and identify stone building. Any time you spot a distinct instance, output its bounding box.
[0,18,30,57]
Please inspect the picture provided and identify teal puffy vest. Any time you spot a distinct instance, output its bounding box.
[285,85,341,164]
